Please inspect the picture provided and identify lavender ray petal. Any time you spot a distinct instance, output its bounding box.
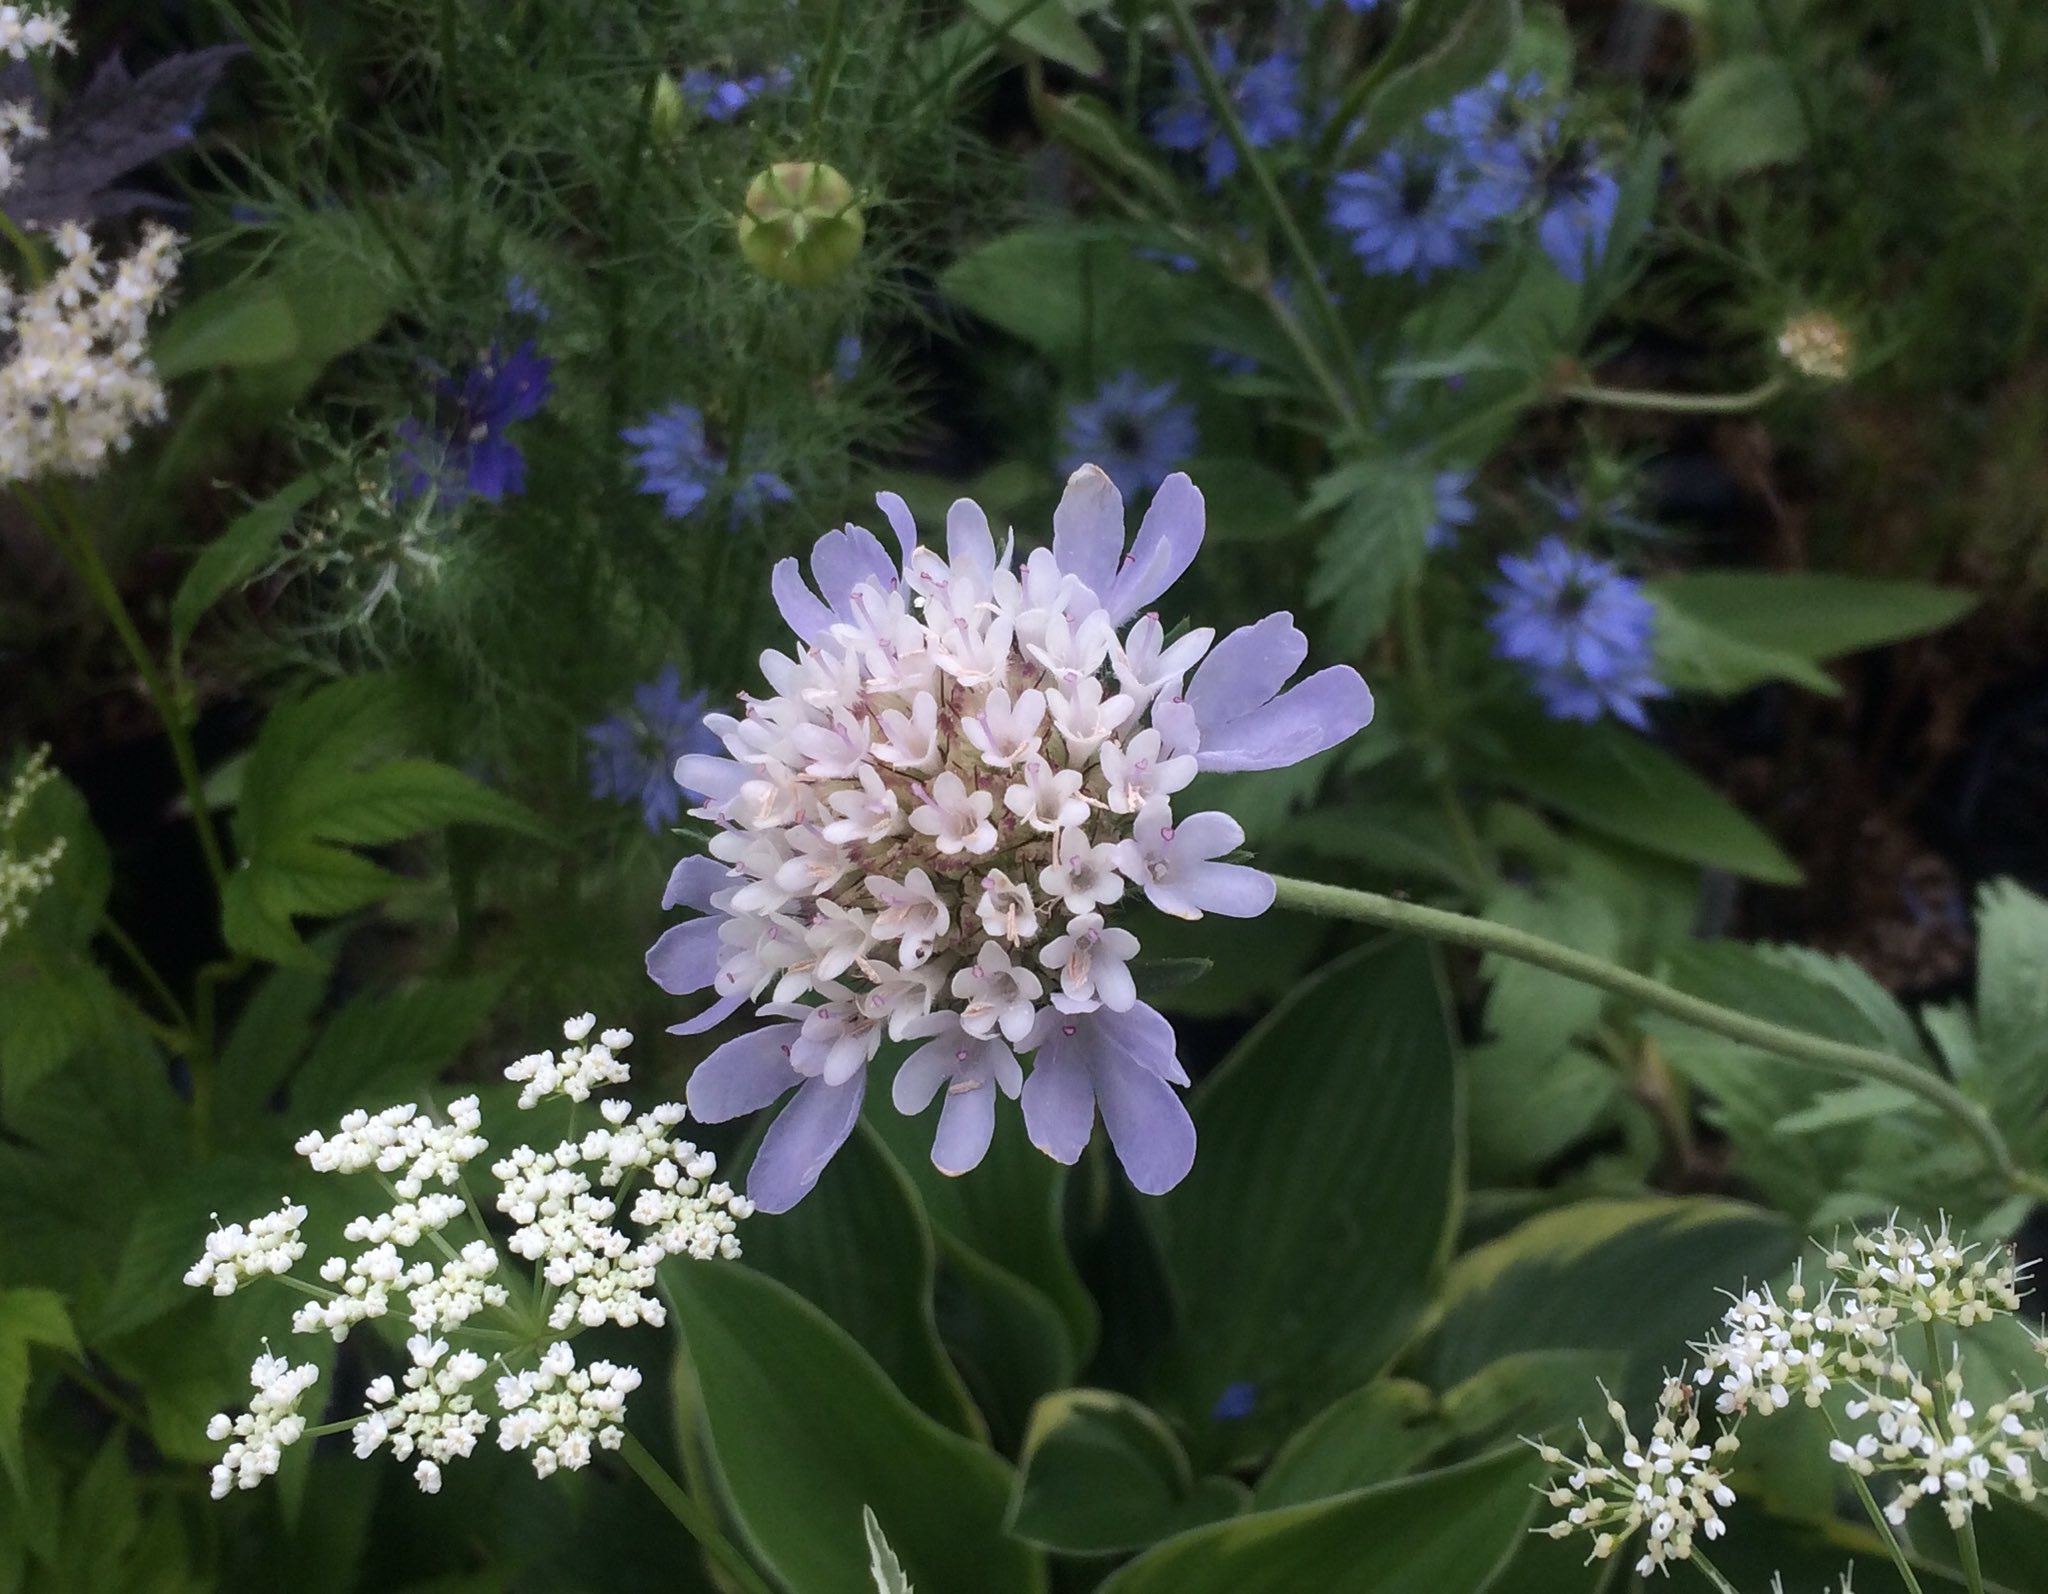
[1090,1000,1189,1085]
[1107,471,1204,623]
[1168,809,1245,860]
[686,1022,803,1122]
[674,753,745,804]
[1186,612,1307,732]
[667,988,746,1037]
[874,490,919,564]
[1051,464,1123,599]
[1093,1054,1197,1195]
[931,1082,1000,1176]
[809,527,894,611]
[747,1072,866,1213]
[1019,1036,1096,1165]
[662,854,731,912]
[1179,859,1277,919]
[946,497,997,578]
[891,1032,959,1115]
[646,915,725,994]
[770,556,833,644]
[1194,665,1376,772]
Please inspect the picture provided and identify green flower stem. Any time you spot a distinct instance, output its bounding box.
[1557,376,1785,415]
[1158,0,1369,438]
[1395,587,1489,890]
[98,914,193,1037]
[1922,1322,1989,1594]
[619,1431,778,1594]
[1688,1551,1744,1594]
[1266,875,2021,1187]
[22,488,230,897]
[1820,1406,1928,1594]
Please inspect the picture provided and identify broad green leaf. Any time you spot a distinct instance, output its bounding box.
[661,1260,1043,1594]
[1970,881,2048,1126]
[1486,716,1800,884]
[1040,93,1180,213]
[1673,53,1809,180]
[0,1288,79,1489]
[940,225,1198,362]
[1420,1196,1798,1410]
[288,975,505,1125]
[863,1507,912,1594]
[961,0,1103,74]
[1096,1445,1539,1594]
[1009,1388,1244,1554]
[1308,455,1438,654]
[1479,878,1622,1065]
[1330,0,1520,162]
[170,476,320,651]
[0,954,122,1107]
[1150,939,1459,1458]
[1651,572,1974,665]
[736,1123,982,1438]
[1649,593,1840,697]
[287,760,548,847]
[1254,1380,1443,1508]
[1465,1042,1622,1179]
[1277,800,1484,895]
[151,287,300,380]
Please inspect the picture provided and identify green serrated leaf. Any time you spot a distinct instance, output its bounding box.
[1308,456,1437,655]
[0,1288,79,1490]
[1673,53,1809,180]
[289,760,548,847]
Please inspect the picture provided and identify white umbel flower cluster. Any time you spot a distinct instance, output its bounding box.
[0,745,66,945]
[1533,1380,1740,1577]
[205,1352,320,1498]
[186,1013,753,1497]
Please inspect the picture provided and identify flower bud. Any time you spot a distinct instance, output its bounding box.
[1775,311,1854,383]
[649,73,685,140]
[736,162,865,288]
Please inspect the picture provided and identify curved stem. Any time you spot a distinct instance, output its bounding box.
[1267,875,2020,1186]
[619,1431,778,1594]
[1557,376,1785,415]
[1821,1407,1927,1594]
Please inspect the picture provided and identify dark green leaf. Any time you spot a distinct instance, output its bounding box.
[940,225,1197,363]
[288,975,505,1125]
[1096,1446,1539,1594]
[960,0,1103,74]
[1308,456,1438,654]
[1651,572,1974,666]
[289,760,548,847]
[0,1288,78,1489]
[170,476,320,651]
[1673,53,1809,180]
[151,288,299,380]
[1254,1380,1443,1508]
[661,1260,1043,1594]
[1040,94,1180,212]
[1150,939,1459,1457]
[1649,593,1840,698]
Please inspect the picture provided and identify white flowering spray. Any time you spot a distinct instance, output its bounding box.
[0,8,181,483]
[1535,1218,2047,1588]
[652,465,1374,1210]
[0,744,66,945]
[187,1015,753,1499]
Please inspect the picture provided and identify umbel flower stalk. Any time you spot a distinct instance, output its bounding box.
[649,465,1374,1210]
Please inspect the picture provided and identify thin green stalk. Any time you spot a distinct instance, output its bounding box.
[1688,1551,1744,1594]
[1922,1322,1988,1594]
[1558,376,1785,415]
[1266,875,2020,1187]
[1158,0,1369,436]
[1395,585,1489,891]
[1820,1406,1927,1594]
[436,0,468,287]
[24,489,230,895]
[98,915,193,1036]
[619,1432,778,1594]
[805,0,849,151]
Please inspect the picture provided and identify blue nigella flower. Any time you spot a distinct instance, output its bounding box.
[1060,372,1198,501]
[681,63,796,123]
[1487,537,1666,728]
[832,332,861,385]
[1437,71,1553,188]
[586,664,720,832]
[394,339,553,506]
[1536,143,1621,284]
[505,274,549,321]
[1212,1382,1259,1421]
[1328,146,1506,281]
[1150,36,1304,187]
[1308,0,1384,10]
[1426,469,1477,550]
[622,403,794,526]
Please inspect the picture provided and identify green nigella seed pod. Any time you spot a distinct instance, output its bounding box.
[736,162,865,288]
[649,74,686,140]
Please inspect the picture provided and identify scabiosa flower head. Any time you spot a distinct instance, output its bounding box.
[1328,146,1500,281]
[394,339,552,506]
[647,465,1375,1211]
[1150,35,1304,187]
[587,664,720,832]
[622,402,793,526]
[1537,141,1621,284]
[1426,469,1477,550]
[1060,372,1198,502]
[1488,537,1665,727]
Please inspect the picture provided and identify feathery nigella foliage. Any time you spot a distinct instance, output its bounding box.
[649,465,1374,1211]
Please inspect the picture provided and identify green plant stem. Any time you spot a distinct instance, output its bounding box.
[23,489,230,897]
[618,1432,777,1594]
[1821,1407,1927,1594]
[1557,376,1785,415]
[805,0,849,150]
[1395,587,1488,890]
[99,914,194,1036]
[1159,0,1368,437]
[1922,1322,1988,1594]
[1266,875,2021,1187]
[1688,1551,1743,1594]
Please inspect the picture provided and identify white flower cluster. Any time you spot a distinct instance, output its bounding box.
[494,1341,642,1478]
[186,1014,753,1496]
[1839,1369,2048,1529]
[0,745,66,945]
[1534,1381,1740,1577]
[205,1352,320,1498]
[0,5,69,60]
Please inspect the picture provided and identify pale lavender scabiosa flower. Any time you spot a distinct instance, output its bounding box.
[647,466,1375,1211]
[1488,537,1665,728]
[188,1016,752,1498]
[1426,469,1477,550]
[586,665,720,832]
[1060,372,1198,502]
[1150,35,1304,187]
[622,403,793,526]
[394,339,553,506]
